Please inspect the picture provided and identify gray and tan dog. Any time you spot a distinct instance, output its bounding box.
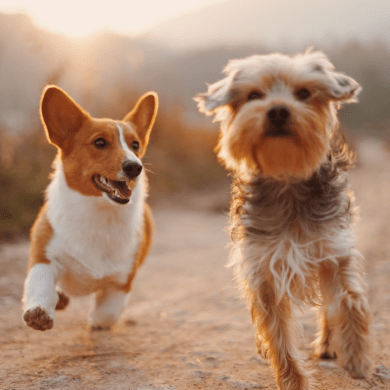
[195,50,372,390]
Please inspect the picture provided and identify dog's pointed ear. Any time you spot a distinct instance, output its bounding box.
[40,85,89,149]
[124,92,158,148]
[194,71,237,116]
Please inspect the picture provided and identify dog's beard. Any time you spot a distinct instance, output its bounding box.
[217,105,330,180]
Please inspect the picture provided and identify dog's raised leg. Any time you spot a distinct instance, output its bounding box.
[248,281,309,390]
[23,263,59,331]
[90,287,130,330]
[317,258,372,379]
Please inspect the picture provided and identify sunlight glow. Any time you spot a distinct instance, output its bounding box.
[0,0,227,38]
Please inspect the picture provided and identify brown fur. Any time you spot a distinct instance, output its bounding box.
[41,87,154,198]
[121,203,154,293]
[28,204,52,271]
[24,86,158,330]
[247,283,310,390]
[195,51,371,389]
[316,257,372,379]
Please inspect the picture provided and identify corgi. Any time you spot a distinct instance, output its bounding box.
[22,85,158,331]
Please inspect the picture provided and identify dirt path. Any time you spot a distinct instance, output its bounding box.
[1,139,390,390]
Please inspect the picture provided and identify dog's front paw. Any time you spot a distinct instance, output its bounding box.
[255,334,270,359]
[344,355,373,380]
[23,306,54,331]
[314,343,336,360]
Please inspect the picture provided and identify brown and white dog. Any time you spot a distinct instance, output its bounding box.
[23,86,157,331]
[195,50,372,389]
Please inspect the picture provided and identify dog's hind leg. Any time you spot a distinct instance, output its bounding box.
[317,257,372,379]
[55,289,70,310]
[247,280,310,390]
[89,287,130,330]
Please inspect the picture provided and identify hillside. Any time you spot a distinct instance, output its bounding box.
[0,13,171,132]
[1,9,390,135]
[146,0,390,50]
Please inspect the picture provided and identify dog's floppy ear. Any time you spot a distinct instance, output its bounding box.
[124,92,158,149]
[40,85,89,149]
[194,72,237,116]
[306,51,362,103]
[324,71,362,103]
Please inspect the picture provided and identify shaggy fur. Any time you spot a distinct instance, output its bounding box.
[195,50,372,390]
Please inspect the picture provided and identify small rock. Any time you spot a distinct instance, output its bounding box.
[217,374,231,382]
[317,361,338,369]
[188,362,200,368]
[230,379,263,389]
[190,349,227,358]
[136,386,176,390]
[249,355,269,365]
[124,319,137,326]
[374,364,390,380]
[38,376,69,385]
[159,344,176,353]
[170,309,189,317]
[192,370,211,379]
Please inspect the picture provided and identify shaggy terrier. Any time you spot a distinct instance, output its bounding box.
[195,50,372,390]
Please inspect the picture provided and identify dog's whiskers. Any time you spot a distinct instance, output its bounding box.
[143,168,155,175]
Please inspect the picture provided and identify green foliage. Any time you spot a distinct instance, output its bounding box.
[0,128,56,239]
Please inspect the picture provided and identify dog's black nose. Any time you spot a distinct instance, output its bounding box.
[122,160,142,179]
[267,106,290,125]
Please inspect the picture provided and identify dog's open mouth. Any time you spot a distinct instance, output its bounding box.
[92,175,131,205]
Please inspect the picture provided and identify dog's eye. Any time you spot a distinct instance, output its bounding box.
[295,88,311,101]
[248,91,264,101]
[93,138,109,149]
[131,141,140,151]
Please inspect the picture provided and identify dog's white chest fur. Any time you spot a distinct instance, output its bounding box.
[45,165,145,296]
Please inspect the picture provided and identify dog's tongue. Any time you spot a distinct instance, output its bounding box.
[110,180,131,199]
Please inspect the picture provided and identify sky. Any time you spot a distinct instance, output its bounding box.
[0,0,227,38]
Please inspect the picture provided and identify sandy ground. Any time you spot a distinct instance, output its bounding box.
[1,139,390,390]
